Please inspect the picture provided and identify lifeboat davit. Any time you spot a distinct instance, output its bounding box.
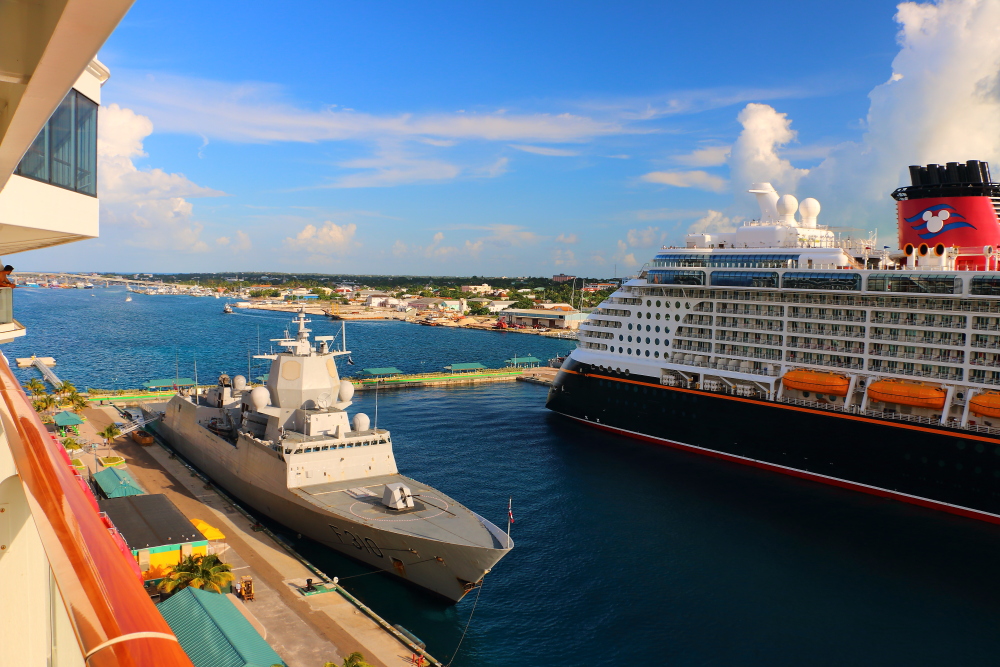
[781,370,850,396]
[970,392,1000,419]
[867,380,946,409]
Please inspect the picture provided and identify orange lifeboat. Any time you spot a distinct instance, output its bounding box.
[781,370,850,396]
[867,380,946,409]
[970,392,1000,419]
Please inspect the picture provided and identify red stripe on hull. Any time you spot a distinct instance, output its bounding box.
[561,413,1000,526]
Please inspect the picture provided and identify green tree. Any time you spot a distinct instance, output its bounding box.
[61,437,81,451]
[97,423,121,447]
[32,394,56,414]
[68,393,89,414]
[57,381,76,399]
[324,653,374,667]
[157,554,235,594]
[24,378,46,397]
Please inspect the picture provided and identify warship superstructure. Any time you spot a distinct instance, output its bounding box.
[549,160,1000,524]
[149,311,512,601]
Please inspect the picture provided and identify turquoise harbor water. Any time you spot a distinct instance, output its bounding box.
[12,288,1000,666]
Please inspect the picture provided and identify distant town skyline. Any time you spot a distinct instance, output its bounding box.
[16,0,1000,275]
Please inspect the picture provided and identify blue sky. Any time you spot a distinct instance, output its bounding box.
[19,0,1000,276]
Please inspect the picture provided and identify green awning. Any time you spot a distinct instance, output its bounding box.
[54,411,84,426]
[142,378,195,389]
[158,587,286,667]
[255,373,269,383]
[92,467,145,498]
[362,367,403,376]
[506,356,542,366]
[444,363,486,371]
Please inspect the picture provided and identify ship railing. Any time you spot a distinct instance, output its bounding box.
[716,322,784,332]
[714,349,783,361]
[715,333,783,344]
[705,363,779,377]
[786,342,864,353]
[786,357,864,370]
[871,316,967,329]
[868,366,964,381]
[965,423,1000,436]
[0,357,193,666]
[971,342,1000,349]
[857,409,946,427]
[972,324,1000,331]
[969,376,1000,386]
[787,313,867,322]
[778,396,849,413]
[869,333,965,345]
[676,331,714,339]
[869,350,963,363]
[692,305,714,312]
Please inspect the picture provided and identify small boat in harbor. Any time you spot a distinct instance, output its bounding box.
[126,295,132,302]
[223,303,233,314]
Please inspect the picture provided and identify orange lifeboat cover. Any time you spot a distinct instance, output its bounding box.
[867,380,946,409]
[970,392,1000,419]
[781,370,850,396]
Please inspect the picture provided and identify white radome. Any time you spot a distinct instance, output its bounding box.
[249,386,270,410]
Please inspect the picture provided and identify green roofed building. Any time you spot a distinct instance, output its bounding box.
[92,467,145,498]
[53,411,84,427]
[362,367,403,376]
[142,378,196,389]
[158,587,286,667]
[506,356,542,367]
[444,363,486,372]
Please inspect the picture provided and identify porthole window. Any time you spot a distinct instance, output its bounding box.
[675,301,681,308]
[656,300,661,307]
[655,338,660,345]
[645,350,650,357]
[646,313,651,319]
[664,339,670,347]
[646,325,651,332]
[628,335,633,342]
[628,323,633,330]
[665,327,670,333]
[654,351,660,358]
[803,391,811,397]
[637,312,643,318]
[685,302,691,309]
[976,443,985,453]
[618,347,623,353]
[655,326,660,333]
[646,299,652,307]
[645,337,650,344]
[627,348,632,354]
[674,314,680,321]
[619,334,623,341]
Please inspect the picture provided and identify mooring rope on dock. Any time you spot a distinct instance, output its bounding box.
[445,580,484,667]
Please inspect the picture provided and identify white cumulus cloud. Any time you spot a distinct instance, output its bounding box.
[626,226,661,248]
[283,221,358,255]
[640,169,728,193]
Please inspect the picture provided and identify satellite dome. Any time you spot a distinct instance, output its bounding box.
[339,379,355,403]
[776,194,799,215]
[233,375,247,391]
[352,413,371,432]
[799,197,821,217]
[250,386,270,410]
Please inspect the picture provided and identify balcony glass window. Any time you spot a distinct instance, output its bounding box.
[710,271,778,288]
[970,276,1000,296]
[868,273,961,294]
[652,253,799,268]
[14,89,98,197]
[647,270,705,286]
[782,272,861,291]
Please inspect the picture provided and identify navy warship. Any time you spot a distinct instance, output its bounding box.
[147,310,512,601]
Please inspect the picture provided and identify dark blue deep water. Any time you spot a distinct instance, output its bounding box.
[11,289,1000,666]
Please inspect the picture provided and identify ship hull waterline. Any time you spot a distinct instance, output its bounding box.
[149,418,507,602]
[547,361,1000,526]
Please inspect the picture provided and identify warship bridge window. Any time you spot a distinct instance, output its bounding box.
[868,273,961,294]
[781,272,861,291]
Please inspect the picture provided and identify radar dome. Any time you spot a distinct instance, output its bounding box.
[249,386,270,410]
[352,413,371,432]
[799,197,821,217]
[776,194,799,215]
[339,379,355,403]
[233,375,247,391]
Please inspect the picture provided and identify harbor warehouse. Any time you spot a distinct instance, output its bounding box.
[98,493,208,580]
[500,307,587,329]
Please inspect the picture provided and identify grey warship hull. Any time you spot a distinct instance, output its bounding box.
[149,398,511,602]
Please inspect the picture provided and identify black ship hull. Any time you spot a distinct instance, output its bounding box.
[546,358,1000,523]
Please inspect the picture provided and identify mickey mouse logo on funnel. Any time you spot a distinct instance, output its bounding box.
[905,204,974,239]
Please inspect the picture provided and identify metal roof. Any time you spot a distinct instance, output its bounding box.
[505,356,542,365]
[158,587,285,667]
[142,378,196,388]
[362,367,403,376]
[444,363,486,371]
[97,494,205,549]
[92,467,145,498]
[53,411,84,426]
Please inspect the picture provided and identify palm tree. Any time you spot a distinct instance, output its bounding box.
[24,378,46,397]
[97,423,121,447]
[157,554,234,594]
[339,653,374,667]
[62,437,81,451]
[32,394,56,414]
[68,393,89,414]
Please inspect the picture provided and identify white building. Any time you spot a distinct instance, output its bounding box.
[460,283,491,294]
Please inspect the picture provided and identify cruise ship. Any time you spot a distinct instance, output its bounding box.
[547,160,1000,524]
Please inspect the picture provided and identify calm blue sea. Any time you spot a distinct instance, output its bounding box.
[11,288,1000,666]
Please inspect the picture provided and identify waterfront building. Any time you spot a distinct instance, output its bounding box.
[501,307,587,329]
[0,2,194,665]
[460,283,492,293]
[98,494,210,581]
[487,299,517,313]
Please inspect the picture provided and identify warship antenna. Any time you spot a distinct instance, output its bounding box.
[374,378,379,429]
[341,320,346,352]
[193,357,198,402]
